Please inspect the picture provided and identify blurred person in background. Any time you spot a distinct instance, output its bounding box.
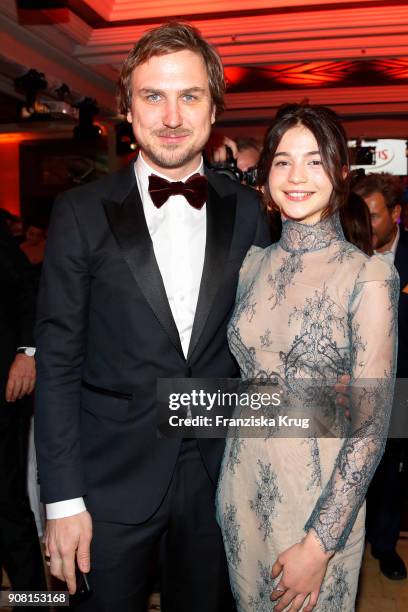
[0,215,47,602]
[400,202,408,232]
[20,223,46,266]
[354,172,407,580]
[20,223,46,267]
[20,222,47,292]
[211,136,261,173]
[234,137,261,172]
[20,221,48,539]
[401,177,408,230]
[0,209,24,244]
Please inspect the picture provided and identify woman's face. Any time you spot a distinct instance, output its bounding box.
[268,125,333,225]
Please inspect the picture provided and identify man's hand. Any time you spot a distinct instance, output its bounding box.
[45,511,93,594]
[6,354,36,402]
[211,136,238,164]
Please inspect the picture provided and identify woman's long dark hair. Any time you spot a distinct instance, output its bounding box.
[255,102,376,251]
[257,103,350,221]
[340,192,373,256]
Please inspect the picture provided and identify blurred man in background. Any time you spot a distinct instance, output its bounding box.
[233,137,261,172]
[354,172,408,580]
[0,214,47,600]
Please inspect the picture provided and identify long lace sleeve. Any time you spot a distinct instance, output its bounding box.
[304,257,399,552]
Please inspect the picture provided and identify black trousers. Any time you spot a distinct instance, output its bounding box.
[0,404,47,592]
[75,440,235,612]
[366,438,407,554]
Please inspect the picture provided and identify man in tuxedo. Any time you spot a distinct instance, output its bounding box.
[35,22,270,611]
[354,172,408,580]
[0,216,46,597]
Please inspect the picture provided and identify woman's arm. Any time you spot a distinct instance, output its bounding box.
[270,257,399,611]
[304,258,398,552]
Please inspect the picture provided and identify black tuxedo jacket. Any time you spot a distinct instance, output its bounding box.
[35,161,270,523]
[394,229,408,378]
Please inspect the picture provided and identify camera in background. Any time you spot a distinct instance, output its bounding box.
[208,146,258,186]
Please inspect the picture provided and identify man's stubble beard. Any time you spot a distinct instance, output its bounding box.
[140,126,211,171]
[373,224,397,251]
[143,143,201,170]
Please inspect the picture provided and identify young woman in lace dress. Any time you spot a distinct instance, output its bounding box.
[216,105,398,611]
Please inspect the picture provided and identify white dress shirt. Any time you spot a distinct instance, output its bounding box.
[374,226,400,265]
[135,153,206,356]
[46,153,207,519]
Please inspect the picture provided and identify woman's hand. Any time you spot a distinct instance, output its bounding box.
[270,530,333,611]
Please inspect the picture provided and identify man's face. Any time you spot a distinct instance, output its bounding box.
[363,191,400,252]
[26,226,45,245]
[237,147,260,172]
[127,50,216,179]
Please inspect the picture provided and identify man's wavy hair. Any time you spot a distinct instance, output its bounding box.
[117,22,225,117]
[257,103,350,220]
[353,172,403,211]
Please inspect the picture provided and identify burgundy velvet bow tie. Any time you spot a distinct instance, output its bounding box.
[148,173,207,209]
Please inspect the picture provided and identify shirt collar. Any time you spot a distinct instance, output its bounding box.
[374,225,400,263]
[390,225,400,257]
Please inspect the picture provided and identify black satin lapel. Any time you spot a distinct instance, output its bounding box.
[187,182,236,360]
[103,186,184,357]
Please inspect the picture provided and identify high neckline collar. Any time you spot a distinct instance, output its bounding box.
[279,213,345,253]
